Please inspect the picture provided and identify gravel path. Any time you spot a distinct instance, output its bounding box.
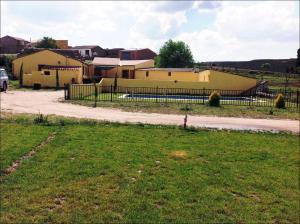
[1,90,299,133]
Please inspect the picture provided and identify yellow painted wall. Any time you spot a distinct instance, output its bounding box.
[12,50,84,78]
[133,60,154,69]
[99,70,256,92]
[134,69,256,90]
[23,68,82,88]
[135,69,210,82]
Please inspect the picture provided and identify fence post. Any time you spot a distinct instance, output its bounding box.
[156,86,158,103]
[202,88,205,104]
[66,84,70,100]
[110,85,113,102]
[94,83,98,107]
[64,84,67,100]
[297,90,299,109]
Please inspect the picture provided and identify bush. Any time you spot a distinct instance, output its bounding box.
[208,91,221,107]
[249,70,257,74]
[33,113,48,124]
[275,94,285,109]
[33,83,41,90]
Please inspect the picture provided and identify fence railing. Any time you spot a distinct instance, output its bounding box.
[64,84,300,109]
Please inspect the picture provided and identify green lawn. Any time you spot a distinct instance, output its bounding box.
[0,122,55,170]
[0,115,299,223]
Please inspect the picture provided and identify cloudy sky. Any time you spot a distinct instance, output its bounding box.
[1,1,299,62]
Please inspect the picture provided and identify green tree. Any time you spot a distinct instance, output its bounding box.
[260,63,271,80]
[35,37,58,49]
[261,63,271,71]
[155,40,194,68]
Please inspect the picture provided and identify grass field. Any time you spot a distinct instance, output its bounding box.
[0,114,299,223]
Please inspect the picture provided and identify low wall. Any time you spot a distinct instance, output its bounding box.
[23,69,82,88]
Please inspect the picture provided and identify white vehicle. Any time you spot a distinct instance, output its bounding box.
[0,68,9,92]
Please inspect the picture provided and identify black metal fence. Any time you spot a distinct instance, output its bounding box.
[64,84,300,109]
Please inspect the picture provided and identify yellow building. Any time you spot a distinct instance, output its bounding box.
[92,57,154,79]
[23,66,83,88]
[99,68,257,92]
[12,49,94,87]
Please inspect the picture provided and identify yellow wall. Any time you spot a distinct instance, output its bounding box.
[68,69,256,98]
[12,50,84,78]
[135,69,210,82]
[133,60,154,69]
[134,69,256,90]
[23,68,83,88]
[99,70,257,92]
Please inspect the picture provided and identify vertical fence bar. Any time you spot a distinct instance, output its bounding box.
[94,83,97,107]
[297,90,299,109]
[110,85,113,102]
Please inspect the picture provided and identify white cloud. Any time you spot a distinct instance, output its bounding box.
[175,1,299,61]
[1,1,298,61]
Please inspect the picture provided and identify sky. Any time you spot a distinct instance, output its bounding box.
[1,1,299,62]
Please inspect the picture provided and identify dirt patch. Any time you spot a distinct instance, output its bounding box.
[1,90,299,133]
[1,132,56,176]
[170,151,188,159]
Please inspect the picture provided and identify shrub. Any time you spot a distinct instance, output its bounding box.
[275,94,285,109]
[33,83,41,90]
[208,91,221,107]
[34,113,48,124]
[249,70,257,75]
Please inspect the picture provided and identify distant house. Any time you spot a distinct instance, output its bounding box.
[105,48,125,58]
[119,48,157,60]
[0,35,30,54]
[55,40,69,49]
[71,45,106,59]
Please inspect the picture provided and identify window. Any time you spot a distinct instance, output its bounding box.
[146,71,149,77]
[168,72,171,76]
[122,70,129,79]
[44,71,50,75]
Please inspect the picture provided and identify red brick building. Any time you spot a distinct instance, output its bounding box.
[119,48,157,60]
[0,35,30,54]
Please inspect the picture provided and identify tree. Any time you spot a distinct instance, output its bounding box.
[35,37,58,49]
[261,63,271,71]
[260,63,271,80]
[155,40,194,68]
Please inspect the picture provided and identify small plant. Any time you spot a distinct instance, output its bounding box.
[33,113,48,124]
[208,91,221,107]
[33,83,41,90]
[275,94,285,109]
[269,107,274,115]
[180,104,192,111]
[59,119,65,126]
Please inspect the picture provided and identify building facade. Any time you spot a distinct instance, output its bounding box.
[12,49,92,85]
[71,45,106,59]
[0,35,29,54]
[119,48,157,60]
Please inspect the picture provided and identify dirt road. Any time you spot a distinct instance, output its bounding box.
[1,90,299,133]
